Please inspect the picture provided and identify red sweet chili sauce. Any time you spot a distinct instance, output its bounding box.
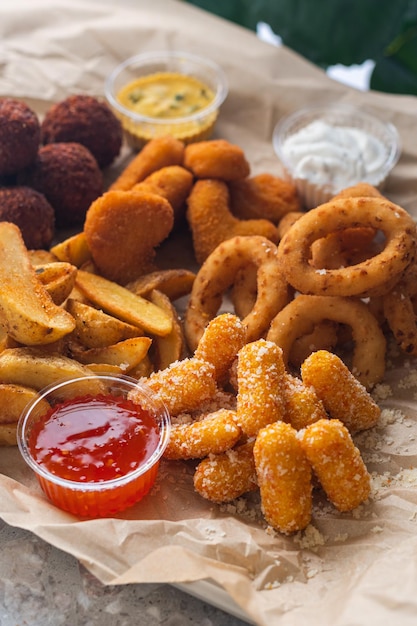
[29,394,160,483]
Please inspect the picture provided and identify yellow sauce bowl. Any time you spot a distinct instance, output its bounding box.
[105,51,228,150]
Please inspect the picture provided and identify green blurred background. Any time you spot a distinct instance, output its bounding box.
[185,0,417,95]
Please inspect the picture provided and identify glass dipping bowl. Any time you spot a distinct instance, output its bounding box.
[105,50,228,150]
[17,375,171,518]
[272,104,401,209]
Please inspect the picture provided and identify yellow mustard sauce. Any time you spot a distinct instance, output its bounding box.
[117,72,215,119]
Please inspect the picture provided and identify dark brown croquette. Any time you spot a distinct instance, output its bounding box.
[0,98,40,176]
[21,142,103,226]
[41,95,123,169]
[0,186,55,249]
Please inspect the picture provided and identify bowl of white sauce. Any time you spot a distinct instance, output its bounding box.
[272,104,401,209]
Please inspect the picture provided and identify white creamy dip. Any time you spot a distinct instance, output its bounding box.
[280,120,387,189]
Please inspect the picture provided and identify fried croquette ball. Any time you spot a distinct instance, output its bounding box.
[0,186,55,250]
[41,95,123,168]
[0,98,40,176]
[184,139,250,181]
[22,142,103,226]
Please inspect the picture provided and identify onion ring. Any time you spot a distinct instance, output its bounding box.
[383,262,417,355]
[277,197,416,297]
[184,235,290,351]
[266,294,386,388]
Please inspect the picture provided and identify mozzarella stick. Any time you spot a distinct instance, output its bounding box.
[283,373,328,430]
[236,339,286,437]
[193,440,257,502]
[142,357,216,416]
[301,350,381,432]
[299,418,371,512]
[254,421,312,534]
[194,313,246,384]
[164,409,241,460]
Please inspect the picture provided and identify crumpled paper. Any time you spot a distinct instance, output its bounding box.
[1,1,417,624]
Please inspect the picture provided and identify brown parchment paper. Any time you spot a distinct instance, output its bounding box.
[2,1,417,624]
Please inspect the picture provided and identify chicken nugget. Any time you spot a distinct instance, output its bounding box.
[300,350,381,432]
[299,418,371,511]
[109,135,185,191]
[254,421,312,534]
[84,189,174,284]
[193,440,257,503]
[186,178,279,263]
[184,139,250,181]
[164,409,241,460]
[132,164,193,222]
[236,339,286,437]
[229,173,301,223]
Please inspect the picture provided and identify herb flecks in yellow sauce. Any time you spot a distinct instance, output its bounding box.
[117,72,215,119]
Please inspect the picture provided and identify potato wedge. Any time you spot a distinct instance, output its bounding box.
[0,383,51,446]
[66,299,144,348]
[75,270,172,337]
[28,249,58,265]
[150,289,185,371]
[128,354,154,379]
[0,347,103,394]
[0,223,75,345]
[70,336,152,372]
[50,232,91,267]
[126,268,196,301]
[34,262,77,305]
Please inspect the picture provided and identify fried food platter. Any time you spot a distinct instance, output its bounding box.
[3,1,417,624]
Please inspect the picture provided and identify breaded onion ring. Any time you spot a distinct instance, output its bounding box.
[266,294,386,389]
[278,197,416,298]
[184,235,290,352]
[383,262,417,355]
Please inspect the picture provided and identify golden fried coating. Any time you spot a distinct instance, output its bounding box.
[276,211,304,239]
[331,182,383,200]
[184,138,250,181]
[84,189,174,284]
[109,135,185,191]
[288,320,339,368]
[254,421,312,534]
[186,178,278,264]
[141,357,217,416]
[267,295,386,389]
[299,418,371,512]
[164,409,241,460]
[236,339,286,437]
[185,235,289,351]
[132,165,194,222]
[194,313,246,385]
[229,173,301,223]
[283,373,328,430]
[193,440,258,502]
[300,350,381,432]
[311,227,380,270]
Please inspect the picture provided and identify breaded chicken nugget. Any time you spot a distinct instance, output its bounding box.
[132,164,193,222]
[84,189,174,284]
[299,418,371,511]
[193,440,258,503]
[109,135,185,191]
[186,179,279,263]
[254,421,312,534]
[229,173,301,223]
[184,139,250,181]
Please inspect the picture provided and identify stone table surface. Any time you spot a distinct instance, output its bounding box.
[0,520,251,626]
